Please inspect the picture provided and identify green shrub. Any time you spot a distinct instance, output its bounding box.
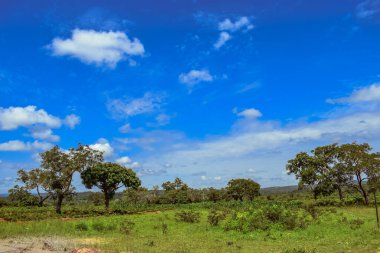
[92,221,116,232]
[75,222,89,231]
[120,220,135,234]
[208,209,227,226]
[175,210,200,223]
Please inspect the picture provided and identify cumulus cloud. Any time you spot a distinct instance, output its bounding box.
[214,32,231,49]
[0,140,52,151]
[234,108,262,119]
[327,83,380,104]
[89,138,114,158]
[64,114,80,129]
[116,156,140,168]
[0,106,61,130]
[0,106,80,131]
[50,29,145,68]
[218,16,254,32]
[107,93,164,119]
[179,70,213,86]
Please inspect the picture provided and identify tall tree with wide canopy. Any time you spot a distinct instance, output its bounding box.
[337,143,380,205]
[81,162,141,208]
[39,144,103,214]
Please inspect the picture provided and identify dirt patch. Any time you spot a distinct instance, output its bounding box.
[0,237,103,253]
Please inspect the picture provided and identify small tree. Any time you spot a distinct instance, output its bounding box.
[16,168,50,207]
[226,178,260,201]
[81,162,141,208]
[8,185,38,206]
[161,177,190,204]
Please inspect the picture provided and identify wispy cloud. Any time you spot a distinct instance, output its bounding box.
[214,16,254,49]
[214,32,231,49]
[107,92,165,119]
[356,0,380,20]
[327,83,380,104]
[50,29,145,68]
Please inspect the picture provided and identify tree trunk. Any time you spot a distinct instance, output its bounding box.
[55,195,64,214]
[356,173,369,205]
[374,191,379,229]
[104,191,110,209]
[337,187,344,202]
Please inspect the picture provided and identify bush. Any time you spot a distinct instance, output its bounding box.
[303,204,320,219]
[75,222,89,231]
[349,218,364,229]
[208,209,227,226]
[175,210,200,223]
[120,220,135,235]
[92,221,116,232]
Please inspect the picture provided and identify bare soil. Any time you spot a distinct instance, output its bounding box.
[0,237,101,253]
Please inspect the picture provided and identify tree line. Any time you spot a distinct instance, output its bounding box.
[5,142,380,213]
[7,144,261,213]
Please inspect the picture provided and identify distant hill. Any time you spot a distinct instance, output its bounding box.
[260,185,299,194]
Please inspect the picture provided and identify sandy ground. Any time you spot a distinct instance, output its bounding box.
[0,237,101,253]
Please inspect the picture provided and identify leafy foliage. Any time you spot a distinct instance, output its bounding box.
[81,162,141,208]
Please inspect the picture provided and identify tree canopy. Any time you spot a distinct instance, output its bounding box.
[81,162,141,208]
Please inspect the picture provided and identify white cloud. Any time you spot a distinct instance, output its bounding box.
[64,114,80,129]
[179,70,213,86]
[235,108,262,119]
[214,176,222,181]
[116,156,132,164]
[29,128,60,142]
[90,138,114,158]
[119,123,131,133]
[218,16,254,32]
[327,83,380,104]
[116,156,140,169]
[107,93,164,119]
[200,175,207,181]
[214,16,254,50]
[50,29,145,68]
[0,106,61,130]
[0,140,52,151]
[214,32,231,49]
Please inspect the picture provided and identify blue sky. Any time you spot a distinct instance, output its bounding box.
[1,0,380,193]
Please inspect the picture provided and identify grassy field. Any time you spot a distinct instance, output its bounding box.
[1,204,379,253]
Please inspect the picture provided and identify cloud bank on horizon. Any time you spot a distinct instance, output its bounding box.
[1,0,380,192]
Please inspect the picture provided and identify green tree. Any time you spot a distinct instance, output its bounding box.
[337,143,380,205]
[81,162,141,208]
[226,178,260,201]
[39,144,103,214]
[7,185,38,206]
[161,177,190,204]
[16,168,49,207]
[287,144,352,201]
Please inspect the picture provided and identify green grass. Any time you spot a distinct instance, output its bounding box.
[0,206,379,253]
